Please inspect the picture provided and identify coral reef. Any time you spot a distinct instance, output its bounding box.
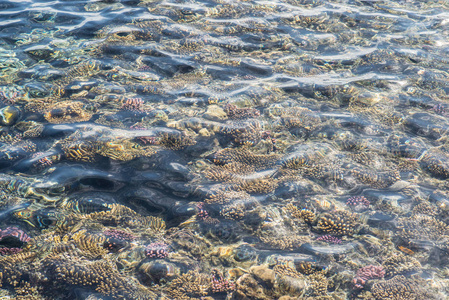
[1,0,449,299]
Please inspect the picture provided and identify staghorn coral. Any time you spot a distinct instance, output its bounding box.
[300,209,317,224]
[235,177,279,194]
[14,281,42,299]
[213,147,280,170]
[259,231,310,250]
[217,161,257,174]
[396,215,448,242]
[351,168,400,188]
[0,251,37,287]
[274,263,303,279]
[164,270,210,300]
[87,204,166,232]
[158,132,196,150]
[382,254,421,277]
[285,203,304,219]
[204,188,251,205]
[95,138,156,161]
[44,256,156,299]
[285,204,316,224]
[220,120,263,146]
[14,121,44,138]
[94,113,127,128]
[371,275,428,300]
[302,164,344,181]
[0,131,22,145]
[61,141,99,162]
[70,230,108,259]
[307,272,329,297]
[62,60,103,82]
[420,148,449,179]
[280,145,332,170]
[272,107,321,132]
[297,262,324,276]
[203,165,239,182]
[220,203,246,220]
[169,228,213,258]
[412,201,439,216]
[316,210,359,236]
[224,103,260,119]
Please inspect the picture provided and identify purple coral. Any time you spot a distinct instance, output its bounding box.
[0,227,30,243]
[103,229,135,251]
[138,136,160,145]
[196,202,209,220]
[32,152,54,168]
[316,235,342,244]
[0,90,20,105]
[224,103,260,119]
[353,265,385,288]
[121,98,144,111]
[432,103,448,116]
[0,247,22,255]
[210,269,235,293]
[346,196,370,211]
[145,242,170,258]
[104,229,135,241]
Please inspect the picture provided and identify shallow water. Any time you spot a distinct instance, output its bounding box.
[1,0,449,299]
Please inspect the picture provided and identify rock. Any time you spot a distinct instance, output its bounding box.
[234,274,270,300]
[199,128,211,136]
[203,105,227,121]
[0,106,20,126]
[278,296,298,300]
[250,265,275,287]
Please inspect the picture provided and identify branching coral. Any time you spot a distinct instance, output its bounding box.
[316,210,359,236]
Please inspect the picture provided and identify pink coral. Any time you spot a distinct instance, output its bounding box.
[145,242,170,258]
[103,229,135,251]
[316,235,342,244]
[346,196,370,211]
[353,265,385,288]
[0,227,30,243]
[32,152,54,168]
[0,247,22,255]
[196,202,209,220]
[138,136,160,145]
[210,269,235,293]
[104,229,135,241]
[121,98,144,111]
